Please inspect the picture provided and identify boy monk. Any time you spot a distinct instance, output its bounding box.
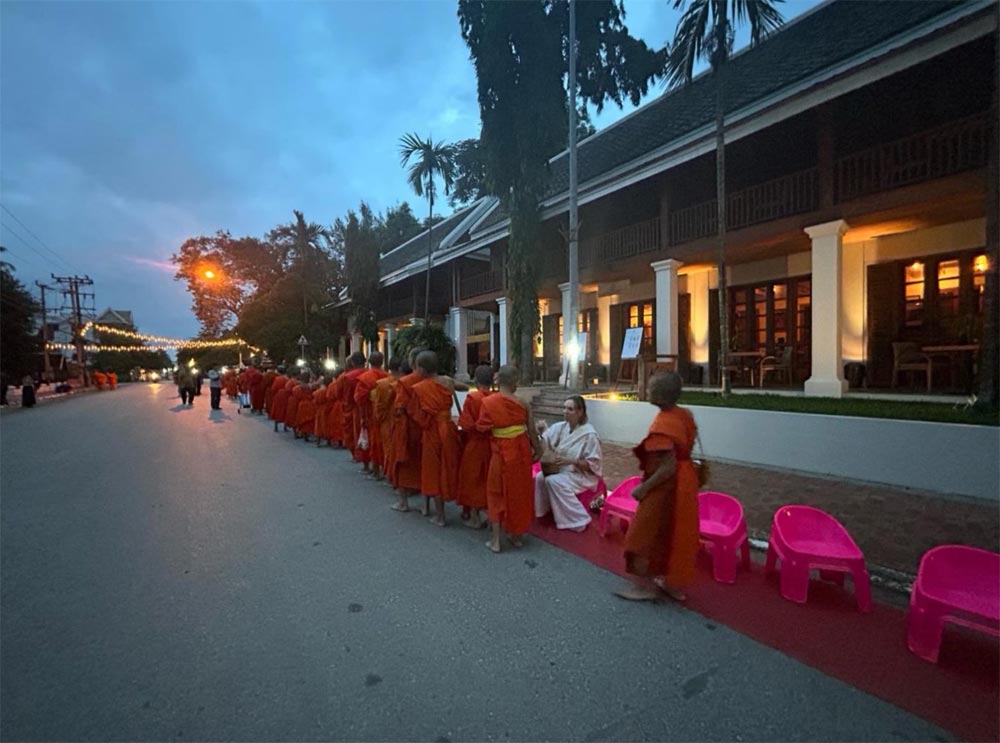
[391,350,424,513]
[457,364,494,529]
[372,358,402,485]
[355,352,388,478]
[340,353,365,459]
[477,364,542,553]
[295,381,319,442]
[324,368,345,447]
[410,351,461,527]
[270,377,292,432]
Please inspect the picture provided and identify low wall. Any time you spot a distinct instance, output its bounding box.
[582,398,999,502]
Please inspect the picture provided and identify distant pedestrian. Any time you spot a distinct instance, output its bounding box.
[20,375,36,408]
[208,369,222,410]
[176,366,196,406]
[1,372,9,406]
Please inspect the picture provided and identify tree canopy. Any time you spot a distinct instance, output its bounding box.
[0,256,41,380]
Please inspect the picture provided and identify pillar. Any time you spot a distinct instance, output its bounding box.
[803,219,849,398]
[651,259,683,358]
[597,292,618,367]
[385,324,396,362]
[496,297,510,365]
[449,306,469,376]
[351,332,363,355]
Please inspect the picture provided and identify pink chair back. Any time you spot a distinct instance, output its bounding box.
[531,462,541,478]
[607,476,643,502]
[774,505,862,558]
[917,545,1000,617]
[698,491,745,532]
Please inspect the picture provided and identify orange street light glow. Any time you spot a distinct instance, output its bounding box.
[204,270,216,279]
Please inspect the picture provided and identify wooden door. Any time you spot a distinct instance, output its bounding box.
[708,289,720,384]
[867,262,902,387]
[609,304,625,382]
[542,315,561,382]
[678,294,692,383]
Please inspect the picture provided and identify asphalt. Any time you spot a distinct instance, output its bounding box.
[0,383,950,742]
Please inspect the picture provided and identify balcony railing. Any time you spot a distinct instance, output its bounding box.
[668,167,819,246]
[459,269,503,300]
[580,216,661,268]
[379,295,415,319]
[835,113,989,203]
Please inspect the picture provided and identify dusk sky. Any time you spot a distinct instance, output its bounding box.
[1,0,821,339]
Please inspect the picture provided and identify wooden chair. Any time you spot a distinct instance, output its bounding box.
[722,356,750,387]
[759,346,794,387]
[892,342,932,392]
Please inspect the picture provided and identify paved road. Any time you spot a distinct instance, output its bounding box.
[1,384,948,742]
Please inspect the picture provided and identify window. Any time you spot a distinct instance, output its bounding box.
[731,290,748,350]
[729,277,810,361]
[773,283,788,348]
[626,302,654,351]
[904,261,925,327]
[937,259,960,319]
[974,253,988,314]
[795,281,811,346]
[754,286,768,350]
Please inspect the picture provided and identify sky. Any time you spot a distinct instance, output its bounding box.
[0,0,822,339]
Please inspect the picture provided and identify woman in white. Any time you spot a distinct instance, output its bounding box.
[534,396,603,531]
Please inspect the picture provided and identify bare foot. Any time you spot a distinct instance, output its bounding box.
[485,540,501,553]
[614,584,662,602]
[420,499,431,517]
[390,502,410,513]
[430,516,446,527]
[653,578,687,602]
[462,517,482,530]
[506,535,524,549]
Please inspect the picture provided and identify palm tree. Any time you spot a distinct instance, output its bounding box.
[271,211,331,333]
[665,0,783,393]
[398,133,456,321]
[0,246,14,272]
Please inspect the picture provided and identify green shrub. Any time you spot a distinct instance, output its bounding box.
[391,323,456,375]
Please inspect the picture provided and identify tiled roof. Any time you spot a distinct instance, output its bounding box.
[471,0,981,237]
[379,203,478,275]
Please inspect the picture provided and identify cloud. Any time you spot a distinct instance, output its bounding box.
[125,256,176,273]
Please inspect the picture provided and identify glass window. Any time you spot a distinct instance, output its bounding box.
[904,261,924,327]
[974,254,988,313]
[937,259,960,319]
[754,287,768,350]
[625,302,653,351]
[773,283,788,348]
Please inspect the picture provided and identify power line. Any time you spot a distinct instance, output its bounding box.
[0,220,70,273]
[0,204,77,272]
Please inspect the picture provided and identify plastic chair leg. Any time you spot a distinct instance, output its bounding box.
[712,543,737,584]
[907,606,944,663]
[740,539,751,570]
[779,559,810,603]
[598,510,610,537]
[764,543,778,575]
[852,567,873,613]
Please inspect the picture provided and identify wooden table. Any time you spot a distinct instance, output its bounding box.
[921,344,980,393]
[726,351,765,387]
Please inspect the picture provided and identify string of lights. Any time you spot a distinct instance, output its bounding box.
[79,322,262,353]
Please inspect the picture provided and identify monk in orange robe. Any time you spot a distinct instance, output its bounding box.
[224,370,238,399]
[391,352,424,513]
[295,383,318,440]
[270,378,292,431]
[372,358,401,485]
[312,382,328,446]
[268,374,287,420]
[93,371,107,390]
[355,352,389,478]
[477,364,542,553]
[457,364,495,529]
[410,351,463,526]
[324,370,345,447]
[616,371,700,603]
[108,371,118,390]
[281,379,300,431]
[340,353,365,460]
[247,366,265,413]
[262,369,277,414]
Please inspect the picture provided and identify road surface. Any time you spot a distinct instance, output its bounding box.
[1,383,947,741]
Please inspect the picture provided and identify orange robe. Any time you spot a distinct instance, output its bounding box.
[340,369,364,457]
[313,387,328,440]
[392,372,423,491]
[411,379,460,500]
[108,372,118,390]
[457,390,491,509]
[268,375,287,420]
[262,371,277,413]
[247,367,265,411]
[355,368,388,466]
[296,388,317,435]
[284,382,302,429]
[224,371,238,398]
[325,379,343,445]
[477,393,533,535]
[623,406,700,588]
[94,372,107,390]
[372,377,398,483]
[270,380,292,424]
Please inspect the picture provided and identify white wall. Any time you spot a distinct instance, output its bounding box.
[584,397,999,502]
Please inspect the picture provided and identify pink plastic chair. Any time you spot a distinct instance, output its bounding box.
[764,505,872,612]
[598,476,643,536]
[698,491,751,583]
[532,463,608,516]
[907,545,1000,663]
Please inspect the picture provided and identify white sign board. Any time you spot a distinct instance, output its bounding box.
[620,327,644,360]
[297,335,310,346]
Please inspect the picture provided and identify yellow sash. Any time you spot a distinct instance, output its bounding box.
[493,424,527,439]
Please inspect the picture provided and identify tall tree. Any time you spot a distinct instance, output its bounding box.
[449,139,488,208]
[398,133,456,322]
[268,211,333,334]
[664,0,784,393]
[333,203,383,344]
[0,258,41,380]
[459,0,665,382]
[379,202,424,254]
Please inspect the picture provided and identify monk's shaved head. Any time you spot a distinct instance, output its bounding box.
[349,351,365,367]
[497,364,519,390]
[648,371,682,409]
[474,364,493,388]
[408,347,425,366]
[416,350,439,375]
[387,357,402,373]
[368,351,384,369]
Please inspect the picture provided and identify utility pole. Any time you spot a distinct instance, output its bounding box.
[51,274,94,386]
[35,281,54,378]
[565,0,581,390]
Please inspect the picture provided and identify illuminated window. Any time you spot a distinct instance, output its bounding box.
[904,261,925,327]
[974,253,988,313]
[773,283,788,348]
[754,286,768,350]
[937,259,960,318]
[626,302,654,350]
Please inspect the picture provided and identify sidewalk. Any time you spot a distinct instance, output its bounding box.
[600,442,999,579]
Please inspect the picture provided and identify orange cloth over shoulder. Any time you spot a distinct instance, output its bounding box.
[93,371,107,390]
[312,386,328,440]
[411,378,460,500]
[392,372,423,492]
[623,406,700,588]
[372,376,397,483]
[325,378,343,444]
[477,393,533,535]
[108,372,118,390]
[340,369,363,457]
[268,375,287,420]
[284,383,303,428]
[355,368,388,465]
[270,379,290,423]
[296,387,317,435]
[262,371,277,413]
[457,390,491,510]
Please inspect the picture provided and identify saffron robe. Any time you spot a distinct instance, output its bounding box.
[283,382,302,429]
[296,388,317,435]
[312,386,328,440]
[411,378,460,500]
[270,381,291,424]
[372,376,397,482]
[340,369,364,457]
[246,367,265,411]
[622,406,700,588]
[457,390,491,509]
[224,371,238,398]
[477,393,534,535]
[267,375,287,420]
[355,368,388,465]
[262,371,277,413]
[108,372,118,390]
[325,379,343,445]
[392,372,423,491]
[93,371,107,390]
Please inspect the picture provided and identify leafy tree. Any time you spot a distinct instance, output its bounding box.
[449,138,488,208]
[334,203,382,344]
[379,202,424,254]
[664,0,784,392]
[391,322,457,376]
[458,0,664,382]
[267,211,335,333]
[0,259,41,380]
[398,133,456,322]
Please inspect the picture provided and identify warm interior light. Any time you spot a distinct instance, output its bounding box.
[187,358,195,367]
[323,359,336,371]
[609,392,619,401]
[974,254,989,274]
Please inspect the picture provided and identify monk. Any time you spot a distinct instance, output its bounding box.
[372,358,402,485]
[615,371,700,603]
[295,381,319,441]
[355,352,389,478]
[391,350,424,513]
[313,381,329,447]
[280,378,298,431]
[268,372,287,420]
[224,369,238,399]
[93,370,107,390]
[324,369,345,447]
[261,368,277,414]
[108,371,118,390]
[270,377,292,431]
[457,364,495,529]
[477,364,542,553]
[340,353,366,459]
[410,351,463,526]
[247,365,265,414]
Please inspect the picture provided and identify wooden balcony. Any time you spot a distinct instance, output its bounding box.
[581,217,661,268]
[835,113,989,203]
[459,269,503,300]
[668,167,819,246]
[379,295,416,320]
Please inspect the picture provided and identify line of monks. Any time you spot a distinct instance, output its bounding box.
[93,371,118,390]
[231,350,543,553]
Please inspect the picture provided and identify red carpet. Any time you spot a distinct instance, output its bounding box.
[530,518,1000,743]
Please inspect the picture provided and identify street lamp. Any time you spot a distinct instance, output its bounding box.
[296,358,306,368]
[203,269,216,280]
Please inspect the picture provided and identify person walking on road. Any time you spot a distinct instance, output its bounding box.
[208,369,222,410]
[20,374,36,408]
[176,365,196,406]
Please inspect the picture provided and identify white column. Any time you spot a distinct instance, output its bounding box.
[351,333,363,355]
[385,325,396,362]
[496,297,510,365]
[651,259,683,358]
[597,292,617,367]
[804,219,849,398]
[488,312,497,363]
[449,306,469,376]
